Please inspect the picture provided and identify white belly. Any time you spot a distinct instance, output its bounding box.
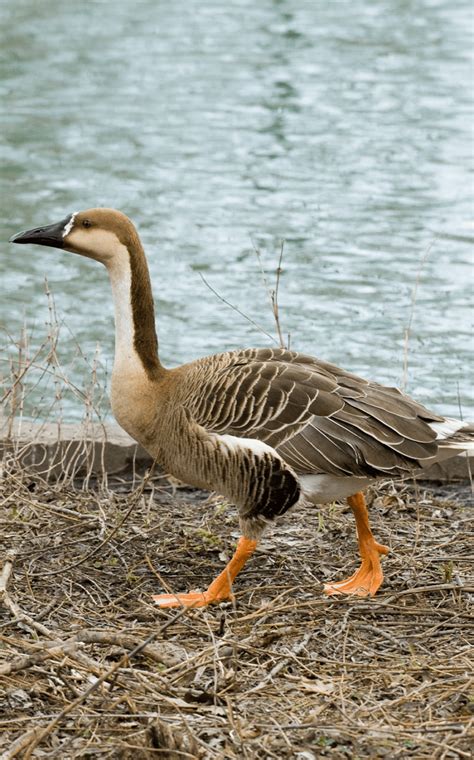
[300,474,375,504]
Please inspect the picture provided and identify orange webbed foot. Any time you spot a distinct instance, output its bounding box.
[324,540,389,597]
[152,590,231,608]
[151,536,257,609]
[324,492,389,598]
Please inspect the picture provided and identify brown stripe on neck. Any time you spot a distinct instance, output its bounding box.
[115,224,163,380]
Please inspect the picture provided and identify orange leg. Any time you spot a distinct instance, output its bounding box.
[152,536,258,608]
[324,492,389,597]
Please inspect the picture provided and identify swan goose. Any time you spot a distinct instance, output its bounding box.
[10,208,473,608]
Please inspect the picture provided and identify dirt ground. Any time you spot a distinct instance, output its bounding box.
[0,459,472,759]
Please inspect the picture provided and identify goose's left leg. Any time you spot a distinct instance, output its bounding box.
[152,536,258,608]
[324,491,389,597]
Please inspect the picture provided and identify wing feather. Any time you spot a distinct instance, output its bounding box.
[179,347,443,478]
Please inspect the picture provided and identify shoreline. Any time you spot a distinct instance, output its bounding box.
[1,418,472,482]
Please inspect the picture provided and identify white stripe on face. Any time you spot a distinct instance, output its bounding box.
[62,212,78,238]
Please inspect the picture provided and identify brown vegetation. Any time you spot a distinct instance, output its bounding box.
[0,457,472,758]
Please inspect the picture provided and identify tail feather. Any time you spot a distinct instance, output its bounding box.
[425,419,474,466]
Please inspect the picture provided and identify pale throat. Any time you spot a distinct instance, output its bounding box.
[106,249,142,372]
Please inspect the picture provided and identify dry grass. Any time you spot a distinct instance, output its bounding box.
[1,283,110,434]
[0,458,472,759]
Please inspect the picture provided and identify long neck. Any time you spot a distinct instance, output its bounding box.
[107,239,163,380]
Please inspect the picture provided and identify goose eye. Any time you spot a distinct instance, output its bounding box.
[82,219,92,229]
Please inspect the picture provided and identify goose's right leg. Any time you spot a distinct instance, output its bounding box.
[324,491,389,597]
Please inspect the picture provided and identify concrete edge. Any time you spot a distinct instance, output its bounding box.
[0,420,153,479]
[1,419,473,482]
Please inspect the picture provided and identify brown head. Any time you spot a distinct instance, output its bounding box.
[10,208,162,378]
[10,207,142,265]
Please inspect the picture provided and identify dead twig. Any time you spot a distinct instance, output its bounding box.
[198,272,278,344]
[0,550,16,596]
[402,234,438,389]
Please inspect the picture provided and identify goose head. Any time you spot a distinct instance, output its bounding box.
[10,208,141,266]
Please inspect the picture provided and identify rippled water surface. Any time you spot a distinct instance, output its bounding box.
[1,0,473,419]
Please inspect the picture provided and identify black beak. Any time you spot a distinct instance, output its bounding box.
[9,214,73,249]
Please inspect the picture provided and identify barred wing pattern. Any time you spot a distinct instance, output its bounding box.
[181,347,443,479]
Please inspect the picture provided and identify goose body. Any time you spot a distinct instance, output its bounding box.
[10,209,473,606]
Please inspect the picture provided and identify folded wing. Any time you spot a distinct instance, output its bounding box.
[180,347,443,479]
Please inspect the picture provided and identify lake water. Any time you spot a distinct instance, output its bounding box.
[1,0,473,421]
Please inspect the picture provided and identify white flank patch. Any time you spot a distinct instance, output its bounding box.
[429,417,465,441]
[62,211,78,238]
[218,434,276,457]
